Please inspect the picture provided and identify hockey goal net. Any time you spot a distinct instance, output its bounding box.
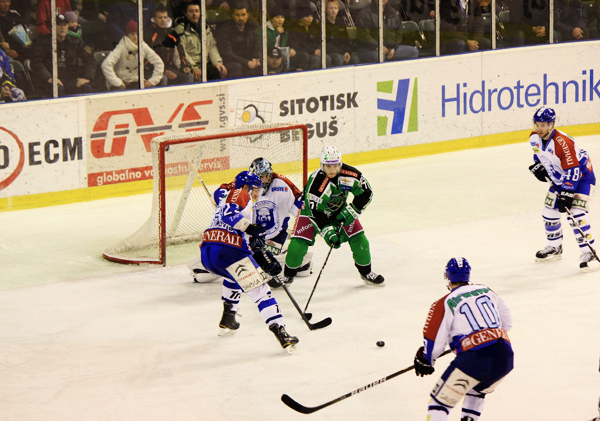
[103,123,308,265]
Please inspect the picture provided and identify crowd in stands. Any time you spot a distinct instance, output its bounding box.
[0,0,598,100]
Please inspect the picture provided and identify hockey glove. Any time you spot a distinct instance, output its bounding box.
[253,251,282,277]
[557,190,575,213]
[249,235,266,252]
[335,203,360,226]
[414,346,435,377]
[321,226,341,249]
[245,224,266,236]
[529,162,549,182]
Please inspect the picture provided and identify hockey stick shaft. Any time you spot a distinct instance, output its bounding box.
[547,182,599,262]
[281,349,452,414]
[276,275,332,330]
[187,155,217,208]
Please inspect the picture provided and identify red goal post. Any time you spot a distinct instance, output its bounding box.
[103,123,309,265]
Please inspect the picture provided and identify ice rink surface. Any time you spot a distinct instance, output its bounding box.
[1,135,600,421]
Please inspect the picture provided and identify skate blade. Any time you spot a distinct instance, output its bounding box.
[535,255,562,263]
[284,344,296,355]
[362,280,386,287]
[218,327,238,336]
[580,262,600,273]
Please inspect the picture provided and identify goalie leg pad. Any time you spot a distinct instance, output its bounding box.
[542,206,563,245]
[247,283,283,326]
[188,256,221,283]
[348,232,371,266]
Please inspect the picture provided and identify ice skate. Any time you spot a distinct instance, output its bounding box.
[218,303,240,336]
[267,275,293,289]
[579,252,600,272]
[535,244,562,262]
[269,323,299,354]
[361,271,385,286]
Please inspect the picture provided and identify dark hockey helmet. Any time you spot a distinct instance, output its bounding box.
[533,107,556,124]
[248,157,273,190]
[235,171,262,190]
[444,257,471,287]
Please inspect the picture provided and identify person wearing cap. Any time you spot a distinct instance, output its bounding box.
[286,2,320,71]
[214,0,261,79]
[266,46,286,74]
[101,20,164,90]
[30,14,96,97]
[64,10,82,39]
[256,5,301,70]
[146,5,194,86]
[35,0,71,36]
[174,1,226,81]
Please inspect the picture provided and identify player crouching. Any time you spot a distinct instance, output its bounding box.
[199,171,299,353]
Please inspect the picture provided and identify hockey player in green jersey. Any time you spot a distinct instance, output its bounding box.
[277,146,384,287]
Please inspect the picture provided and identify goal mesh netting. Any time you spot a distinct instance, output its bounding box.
[103,123,308,265]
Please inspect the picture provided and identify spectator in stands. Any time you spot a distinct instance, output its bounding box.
[0,0,33,60]
[101,20,164,90]
[106,0,155,46]
[286,3,321,70]
[355,0,418,63]
[266,46,287,73]
[0,47,25,101]
[399,0,434,22]
[65,10,82,38]
[439,0,491,54]
[31,14,96,97]
[257,5,300,69]
[555,0,588,41]
[324,0,359,67]
[146,5,193,85]
[174,2,226,81]
[591,0,600,39]
[35,0,71,35]
[215,0,262,78]
[503,0,559,45]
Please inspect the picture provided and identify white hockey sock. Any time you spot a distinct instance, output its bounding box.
[542,207,563,246]
[247,283,284,326]
[461,391,486,420]
[426,397,450,421]
[222,280,242,313]
[569,210,595,253]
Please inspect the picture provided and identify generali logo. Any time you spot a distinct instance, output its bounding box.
[90,100,214,158]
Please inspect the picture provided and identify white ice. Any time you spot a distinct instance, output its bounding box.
[1,136,599,421]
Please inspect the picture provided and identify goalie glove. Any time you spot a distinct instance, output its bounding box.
[557,190,575,213]
[321,225,341,249]
[529,162,549,182]
[414,346,435,377]
[335,203,360,226]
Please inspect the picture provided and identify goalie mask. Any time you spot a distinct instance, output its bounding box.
[248,157,273,191]
[444,257,471,290]
[320,146,342,175]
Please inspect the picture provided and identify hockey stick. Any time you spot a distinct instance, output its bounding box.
[187,155,217,208]
[303,228,340,315]
[547,182,600,263]
[281,349,452,414]
[273,274,332,330]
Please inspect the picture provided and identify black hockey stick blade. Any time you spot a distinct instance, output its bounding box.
[281,349,452,414]
[304,312,312,321]
[281,283,331,330]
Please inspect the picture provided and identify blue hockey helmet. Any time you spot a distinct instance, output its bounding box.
[234,171,262,189]
[248,157,273,190]
[533,107,556,124]
[444,257,471,286]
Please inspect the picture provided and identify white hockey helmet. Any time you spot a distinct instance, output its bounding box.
[320,146,342,173]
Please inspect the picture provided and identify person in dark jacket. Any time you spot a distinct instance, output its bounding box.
[502,0,560,45]
[215,0,261,79]
[555,0,588,41]
[324,0,359,67]
[355,0,418,63]
[145,5,193,85]
[106,0,155,45]
[438,0,491,54]
[286,4,320,70]
[30,14,95,97]
[0,0,33,60]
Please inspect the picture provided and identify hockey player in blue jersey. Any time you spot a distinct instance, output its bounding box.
[413,258,514,421]
[199,170,299,353]
[528,106,598,272]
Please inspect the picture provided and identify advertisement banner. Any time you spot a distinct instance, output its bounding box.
[0,100,85,198]
[85,86,228,187]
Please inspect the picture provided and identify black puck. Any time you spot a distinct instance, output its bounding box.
[376,341,385,347]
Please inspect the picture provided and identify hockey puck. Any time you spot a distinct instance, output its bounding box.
[376,341,385,347]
